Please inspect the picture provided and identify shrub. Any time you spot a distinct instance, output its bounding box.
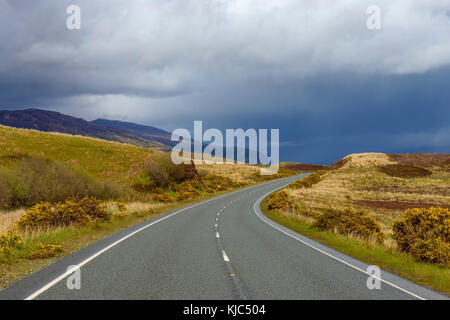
[29,243,63,260]
[0,157,120,210]
[203,174,239,192]
[133,182,163,194]
[0,169,27,210]
[143,159,170,188]
[0,231,24,255]
[296,207,322,218]
[410,239,449,267]
[114,202,127,213]
[19,158,101,204]
[379,164,432,178]
[252,167,296,182]
[17,197,108,230]
[0,174,12,210]
[153,194,175,203]
[392,207,449,266]
[313,208,384,243]
[266,191,298,211]
[142,154,195,189]
[170,180,201,201]
[288,171,327,189]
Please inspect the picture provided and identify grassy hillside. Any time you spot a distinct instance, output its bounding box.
[0,124,157,185]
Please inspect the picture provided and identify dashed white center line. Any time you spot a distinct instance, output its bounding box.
[222,250,230,262]
[216,232,220,238]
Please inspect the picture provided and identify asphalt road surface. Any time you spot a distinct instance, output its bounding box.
[0,175,447,300]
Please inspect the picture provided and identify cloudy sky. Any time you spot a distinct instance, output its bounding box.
[1,0,449,163]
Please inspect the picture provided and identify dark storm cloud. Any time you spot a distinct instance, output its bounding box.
[0,0,449,163]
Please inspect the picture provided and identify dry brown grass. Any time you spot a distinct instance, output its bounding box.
[0,209,26,234]
[196,162,262,184]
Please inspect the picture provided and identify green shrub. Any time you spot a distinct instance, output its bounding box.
[313,208,384,243]
[142,153,195,188]
[392,207,449,266]
[0,169,27,209]
[0,174,12,210]
[0,157,120,210]
[143,159,170,188]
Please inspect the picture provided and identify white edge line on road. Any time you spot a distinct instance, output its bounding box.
[222,250,230,262]
[253,189,426,301]
[24,183,271,301]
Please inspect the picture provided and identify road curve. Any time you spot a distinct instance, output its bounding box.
[0,175,447,300]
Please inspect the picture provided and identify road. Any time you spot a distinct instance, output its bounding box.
[0,175,447,300]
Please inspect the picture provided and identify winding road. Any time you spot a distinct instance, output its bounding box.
[0,175,447,300]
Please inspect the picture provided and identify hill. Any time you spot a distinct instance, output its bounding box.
[0,124,157,185]
[91,118,175,148]
[285,152,449,231]
[0,109,172,151]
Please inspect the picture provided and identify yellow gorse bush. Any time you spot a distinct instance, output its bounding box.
[115,202,127,213]
[29,243,63,260]
[393,207,450,267]
[17,197,108,230]
[410,238,449,268]
[0,231,24,255]
[266,191,298,212]
[288,170,327,189]
[313,208,384,244]
[170,180,202,200]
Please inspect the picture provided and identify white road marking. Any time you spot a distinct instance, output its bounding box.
[222,250,230,262]
[215,224,218,228]
[216,232,220,238]
[253,191,426,301]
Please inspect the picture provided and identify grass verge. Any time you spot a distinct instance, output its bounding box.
[261,200,450,296]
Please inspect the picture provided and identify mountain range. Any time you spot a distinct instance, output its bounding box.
[0,109,175,151]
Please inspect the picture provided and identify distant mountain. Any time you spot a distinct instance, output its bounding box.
[91,118,175,147]
[0,109,174,151]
